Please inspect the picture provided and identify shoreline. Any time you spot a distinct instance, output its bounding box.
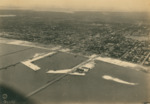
[0,37,149,73]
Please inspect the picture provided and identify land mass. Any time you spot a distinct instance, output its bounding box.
[0,10,150,66]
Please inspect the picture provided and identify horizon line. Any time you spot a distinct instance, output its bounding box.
[0,6,150,13]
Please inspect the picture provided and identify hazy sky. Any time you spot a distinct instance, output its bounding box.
[0,0,150,12]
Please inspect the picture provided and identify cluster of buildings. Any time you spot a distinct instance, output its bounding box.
[80,23,150,66]
[143,53,150,66]
[120,41,149,64]
[1,16,150,66]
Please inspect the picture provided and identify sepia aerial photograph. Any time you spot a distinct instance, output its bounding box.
[0,0,150,104]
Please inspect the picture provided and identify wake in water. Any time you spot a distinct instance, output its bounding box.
[102,75,138,86]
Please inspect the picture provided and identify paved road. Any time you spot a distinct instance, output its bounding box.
[0,43,150,104]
